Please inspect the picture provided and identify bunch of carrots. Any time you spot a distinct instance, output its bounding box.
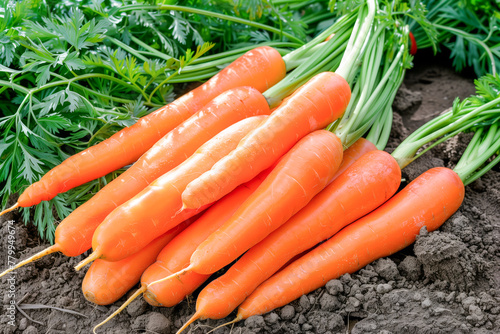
[1,0,499,333]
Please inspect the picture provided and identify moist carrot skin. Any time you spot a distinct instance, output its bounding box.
[17,46,286,208]
[329,137,377,183]
[54,86,270,257]
[82,217,196,305]
[237,167,465,318]
[192,149,401,320]
[188,130,344,275]
[142,169,272,307]
[181,72,351,209]
[81,116,267,266]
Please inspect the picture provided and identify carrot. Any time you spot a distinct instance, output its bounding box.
[0,88,269,279]
[75,115,267,269]
[188,130,344,274]
[92,169,273,332]
[149,130,343,294]
[178,149,400,329]
[60,85,268,256]
[236,167,464,319]
[2,46,285,214]
[181,72,351,210]
[82,215,197,305]
[142,169,272,307]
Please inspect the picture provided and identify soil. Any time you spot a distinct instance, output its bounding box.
[1,51,499,334]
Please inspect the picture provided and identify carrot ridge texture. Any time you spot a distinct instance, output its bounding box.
[142,169,272,307]
[188,130,344,276]
[17,46,285,207]
[54,86,270,258]
[82,217,194,305]
[237,167,465,318]
[181,72,351,209]
[80,115,267,267]
[191,149,401,321]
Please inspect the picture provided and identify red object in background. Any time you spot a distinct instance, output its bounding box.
[409,32,417,55]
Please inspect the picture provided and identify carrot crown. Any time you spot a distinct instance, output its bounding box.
[330,22,411,150]
[262,0,379,108]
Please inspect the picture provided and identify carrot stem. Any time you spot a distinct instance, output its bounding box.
[74,251,101,271]
[93,286,147,333]
[365,105,393,150]
[281,12,356,69]
[0,202,19,217]
[336,0,376,80]
[329,20,409,150]
[118,4,305,45]
[263,24,353,107]
[392,94,500,169]
[190,42,301,65]
[0,244,60,278]
[454,123,500,185]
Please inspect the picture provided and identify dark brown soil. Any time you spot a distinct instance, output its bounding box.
[1,52,499,334]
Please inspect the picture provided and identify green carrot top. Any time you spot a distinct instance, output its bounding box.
[391,74,500,180]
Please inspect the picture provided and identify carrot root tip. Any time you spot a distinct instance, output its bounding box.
[94,286,147,333]
[176,312,201,334]
[0,202,19,217]
[75,251,100,271]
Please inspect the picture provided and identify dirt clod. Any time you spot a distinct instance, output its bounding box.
[280,305,295,320]
[415,230,479,291]
[373,258,399,281]
[398,256,423,281]
[146,312,171,333]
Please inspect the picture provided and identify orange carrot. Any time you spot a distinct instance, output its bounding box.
[57,87,267,256]
[148,130,343,294]
[142,170,272,307]
[0,88,270,279]
[181,72,351,209]
[237,167,464,319]
[179,149,401,328]
[188,130,343,274]
[82,215,198,305]
[92,169,273,332]
[6,46,285,212]
[75,115,267,269]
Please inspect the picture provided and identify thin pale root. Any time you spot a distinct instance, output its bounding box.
[207,316,242,334]
[176,311,201,334]
[93,286,147,333]
[75,251,101,271]
[0,244,60,278]
[0,202,19,217]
